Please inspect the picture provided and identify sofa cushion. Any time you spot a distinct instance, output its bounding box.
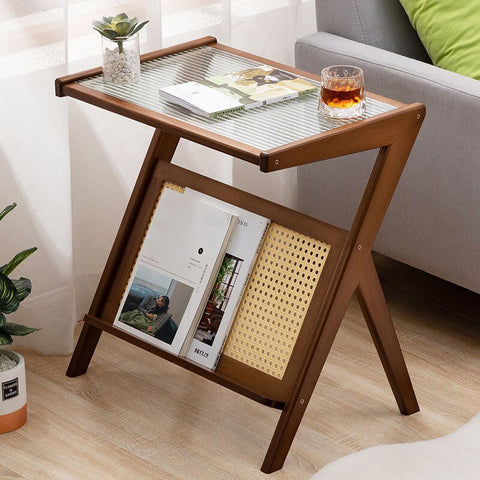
[314,0,431,63]
[399,0,480,79]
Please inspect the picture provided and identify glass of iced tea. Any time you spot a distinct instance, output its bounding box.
[318,65,366,119]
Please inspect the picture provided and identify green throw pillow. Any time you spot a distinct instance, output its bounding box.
[399,0,480,80]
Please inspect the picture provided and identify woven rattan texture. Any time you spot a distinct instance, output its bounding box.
[222,224,331,379]
[163,182,185,194]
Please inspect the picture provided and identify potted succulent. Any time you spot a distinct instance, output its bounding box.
[93,13,149,85]
[0,203,38,433]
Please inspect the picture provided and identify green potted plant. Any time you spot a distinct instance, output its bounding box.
[93,13,149,85]
[0,203,38,433]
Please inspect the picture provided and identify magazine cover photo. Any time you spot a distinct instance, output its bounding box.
[116,264,194,347]
[192,253,243,347]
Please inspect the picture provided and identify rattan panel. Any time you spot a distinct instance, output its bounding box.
[163,182,185,194]
[223,224,331,379]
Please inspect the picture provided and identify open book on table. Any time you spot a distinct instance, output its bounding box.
[159,64,317,118]
[113,188,237,355]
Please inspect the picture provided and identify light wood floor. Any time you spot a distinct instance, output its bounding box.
[1,254,479,480]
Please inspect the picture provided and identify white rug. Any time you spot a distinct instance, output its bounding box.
[310,414,480,480]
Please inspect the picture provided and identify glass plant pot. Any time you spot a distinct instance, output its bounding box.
[102,33,140,85]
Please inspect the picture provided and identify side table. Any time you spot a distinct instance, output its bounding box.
[55,36,425,473]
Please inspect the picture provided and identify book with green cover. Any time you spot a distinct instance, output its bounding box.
[159,64,317,118]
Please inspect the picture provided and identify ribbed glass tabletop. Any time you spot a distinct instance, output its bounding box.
[78,45,397,152]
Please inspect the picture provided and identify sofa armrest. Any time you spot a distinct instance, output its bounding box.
[294,32,480,293]
[296,32,480,108]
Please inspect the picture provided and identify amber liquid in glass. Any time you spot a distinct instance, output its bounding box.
[321,85,364,109]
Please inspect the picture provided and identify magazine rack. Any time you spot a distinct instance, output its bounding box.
[56,37,425,473]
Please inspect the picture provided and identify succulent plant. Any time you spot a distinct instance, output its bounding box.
[93,13,149,53]
[0,203,39,345]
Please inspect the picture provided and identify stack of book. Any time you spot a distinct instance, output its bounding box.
[113,187,270,371]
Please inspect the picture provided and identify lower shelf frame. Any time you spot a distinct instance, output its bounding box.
[66,105,424,472]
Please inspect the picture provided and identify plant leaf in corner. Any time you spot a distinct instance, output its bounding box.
[4,323,40,336]
[0,272,20,314]
[12,278,32,302]
[0,202,16,222]
[0,247,37,276]
[0,331,13,345]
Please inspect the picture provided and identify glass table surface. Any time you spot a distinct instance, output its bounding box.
[78,45,397,152]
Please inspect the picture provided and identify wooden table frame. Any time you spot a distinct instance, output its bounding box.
[56,36,425,473]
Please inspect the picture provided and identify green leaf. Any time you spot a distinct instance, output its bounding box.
[93,26,108,37]
[0,247,37,276]
[115,20,131,35]
[0,312,5,327]
[100,28,121,40]
[102,16,113,24]
[125,25,137,36]
[112,13,128,25]
[12,278,32,302]
[0,272,20,314]
[0,203,16,222]
[4,322,40,336]
[130,20,149,36]
[0,331,13,345]
[92,20,106,30]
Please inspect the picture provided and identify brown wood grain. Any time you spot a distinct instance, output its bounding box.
[69,157,348,406]
[261,104,425,172]
[60,39,426,474]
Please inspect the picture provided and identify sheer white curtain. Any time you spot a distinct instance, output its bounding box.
[0,0,316,354]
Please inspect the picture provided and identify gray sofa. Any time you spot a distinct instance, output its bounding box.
[295,0,480,294]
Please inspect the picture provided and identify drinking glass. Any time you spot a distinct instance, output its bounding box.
[318,65,366,118]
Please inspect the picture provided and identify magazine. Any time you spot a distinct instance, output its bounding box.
[159,64,317,118]
[182,189,270,369]
[113,188,237,355]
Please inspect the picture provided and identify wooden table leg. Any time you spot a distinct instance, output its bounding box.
[262,121,424,471]
[261,252,418,472]
[261,265,358,473]
[66,322,103,377]
[66,129,180,377]
[356,254,419,414]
